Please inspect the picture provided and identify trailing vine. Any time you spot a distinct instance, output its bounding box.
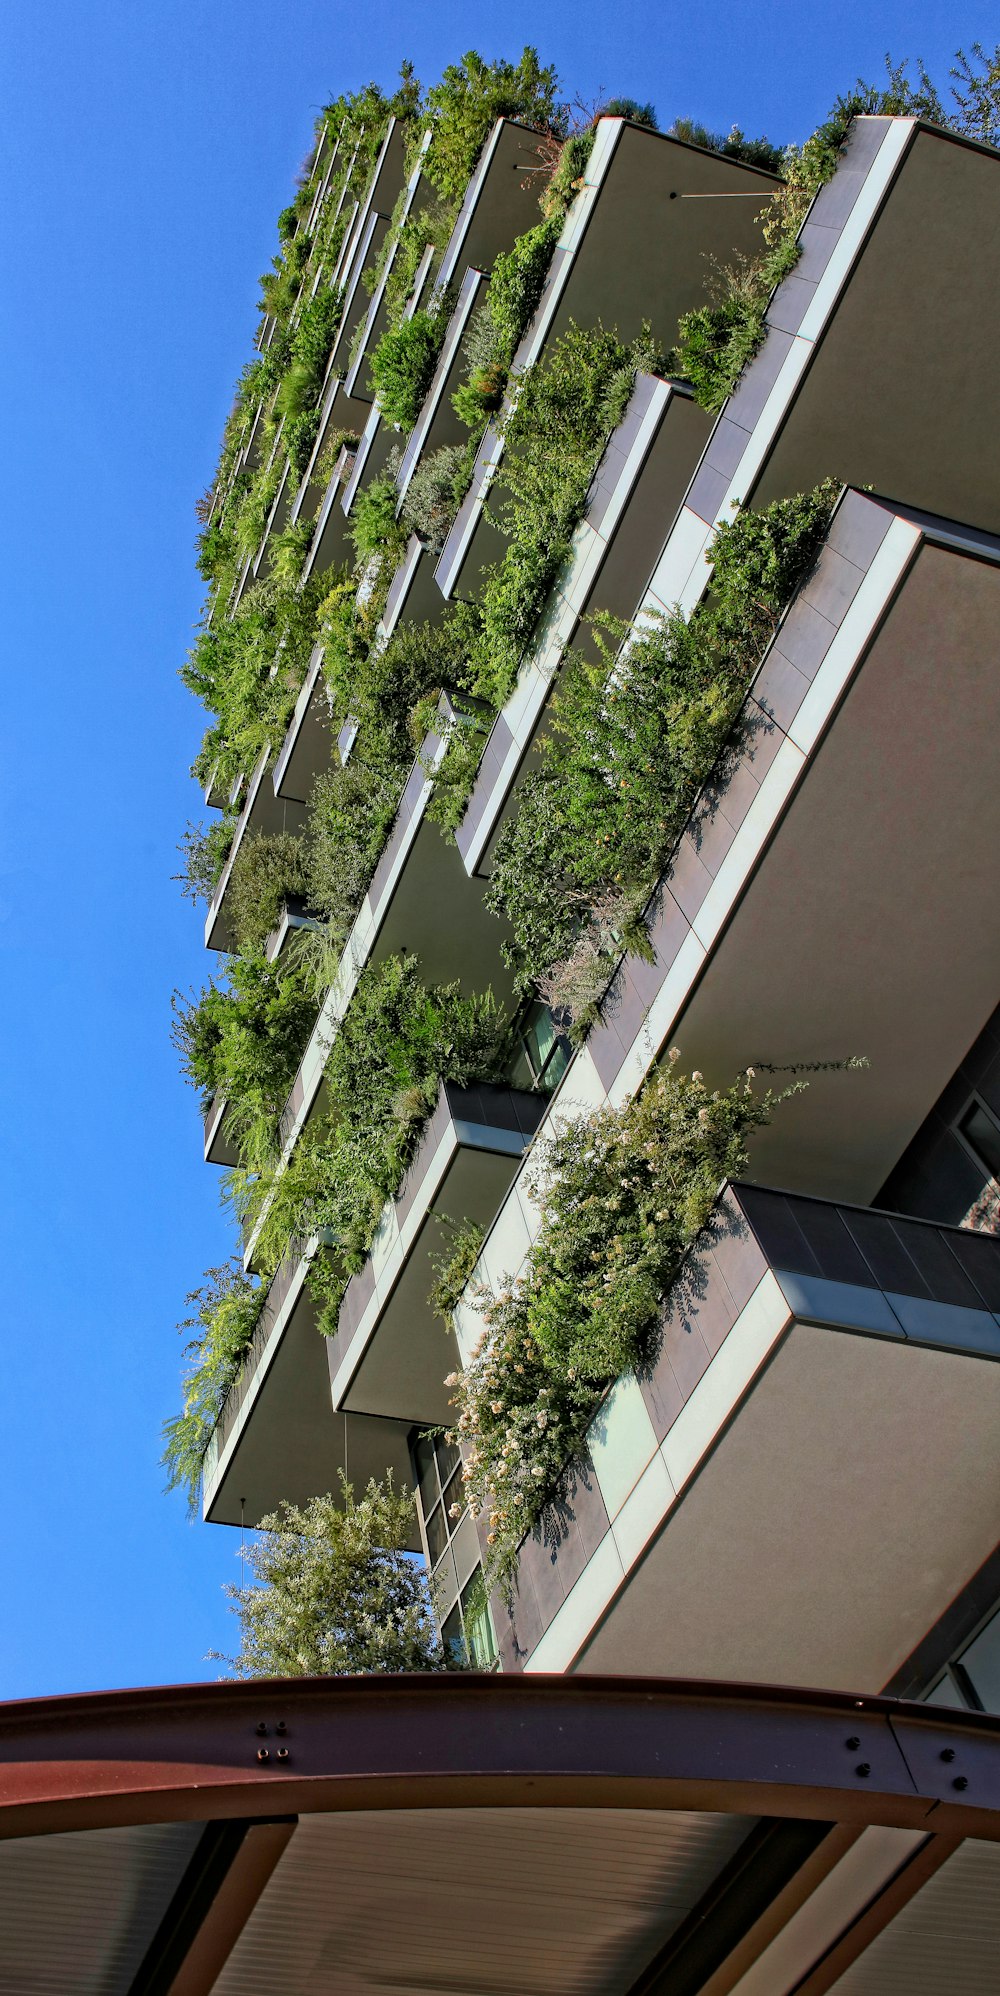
[486,480,840,1027]
[444,1057,801,1590]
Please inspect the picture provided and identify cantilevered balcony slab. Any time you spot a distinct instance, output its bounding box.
[647,117,1000,635]
[394,265,484,504]
[455,490,1000,1475]
[570,491,1000,1209]
[327,1082,545,1428]
[300,443,355,582]
[204,748,306,953]
[435,116,548,295]
[201,1242,416,1532]
[242,696,520,1275]
[435,119,781,603]
[203,1089,238,1168]
[490,1182,1000,1688]
[456,372,711,877]
[272,644,331,805]
[379,533,450,639]
[344,135,433,401]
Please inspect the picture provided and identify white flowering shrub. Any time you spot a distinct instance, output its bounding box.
[217,1475,447,1677]
[447,1057,798,1588]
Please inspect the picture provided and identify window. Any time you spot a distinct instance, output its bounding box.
[954,1097,1000,1234]
[409,1428,497,1668]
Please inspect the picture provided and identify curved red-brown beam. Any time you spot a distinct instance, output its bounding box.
[0,1673,997,1844]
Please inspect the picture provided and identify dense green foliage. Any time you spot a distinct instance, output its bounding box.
[219,1479,447,1675]
[230,954,511,1316]
[474,321,658,705]
[162,1263,265,1512]
[669,117,783,172]
[486,481,838,1022]
[421,48,564,200]
[368,303,450,429]
[447,1059,796,1585]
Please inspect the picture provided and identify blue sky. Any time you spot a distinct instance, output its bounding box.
[0,0,992,1698]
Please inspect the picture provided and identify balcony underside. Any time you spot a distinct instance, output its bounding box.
[329,1084,545,1427]
[668,532,1000,1205]
[495,1184,1000,1695]
[202,1251,415,1535]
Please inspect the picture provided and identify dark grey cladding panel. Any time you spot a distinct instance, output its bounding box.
[455,716,514,865]
[798,541,869,626]
[735,1182,1000,1317]
[686,457,735,528]
[766,272,819,337]
[335,1252,377,1349]
[530,240,572,332]
[723,326,796,437]
[807,115,895,229]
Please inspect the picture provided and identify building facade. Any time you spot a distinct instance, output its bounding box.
[163,57,1000,1983]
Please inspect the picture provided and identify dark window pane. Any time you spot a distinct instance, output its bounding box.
[961,1102,1000,1182]
[425,1502,448,1568]
[442,1467,466,1532]
[441,1606,467,1668]
[435,1434,461,1487]
[413,1432,439,1505]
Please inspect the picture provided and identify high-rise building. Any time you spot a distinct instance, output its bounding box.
[105,53,1000,1981]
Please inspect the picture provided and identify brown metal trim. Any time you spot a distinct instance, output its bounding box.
[0,1676,996,1844]
[128,1816,295,1996]
[789,1832,961,1994]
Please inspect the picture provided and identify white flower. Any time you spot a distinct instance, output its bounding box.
[532,1465,544,1478]
[692,1070,703,1083]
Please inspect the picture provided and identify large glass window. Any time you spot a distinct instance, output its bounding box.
[409,1428,497,1667]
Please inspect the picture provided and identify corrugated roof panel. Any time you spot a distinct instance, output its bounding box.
[212,1805,754,1995]
[0,1820,201,1996]
[831,1839,1000,1994]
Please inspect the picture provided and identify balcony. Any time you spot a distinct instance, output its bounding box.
[487,1182,1000,1690]
[327,1081,546,1428]
[242,693,520,1272]
[394,264,485,504]
[344,132,433,402]
[538,489,1000,1212]
[455,371,711,876]
[272,643,330,806]
[379,531,450,638]
[204,748,306,954]
[201,1239,415,1532]
[436,118,782,602]
[649,117,1000,636]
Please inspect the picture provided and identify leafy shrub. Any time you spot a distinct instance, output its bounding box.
[473,321,656,704]
[304,759,406,942]
[424,48,564,201]
[176,815,237,904]
[348,470,406,568]
[448,1059,797,1586]
[369,306,448,429]
[162,1263,264,1512]
[669,117,783,172]
[171,952,316,1161]
[486,481,838,1018]
[540,125,597,220]
[601,97,658,129]
[233,954,510,1299]
[400,442,474,550]
[451,218,561,432]
[226,829,308,955]
[217,1478,447,1676]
